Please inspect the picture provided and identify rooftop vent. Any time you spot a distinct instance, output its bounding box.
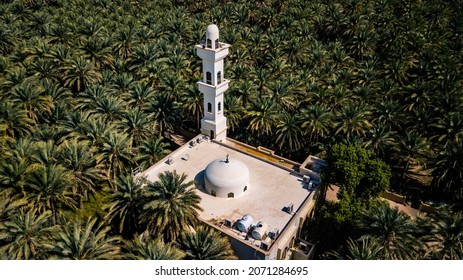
[303,175,310,183]
[223,219,233,228]
[268,228,280,240]
[167,157,174,165]
[285,203,294,214]
[190,140,197,147]
[260,239,271,251]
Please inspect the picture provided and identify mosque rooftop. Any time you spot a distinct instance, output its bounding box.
[141,135,317,249]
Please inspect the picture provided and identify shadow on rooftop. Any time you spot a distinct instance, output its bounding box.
[194,170,209,194]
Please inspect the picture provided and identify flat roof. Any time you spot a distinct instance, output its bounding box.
[141,136,313,248]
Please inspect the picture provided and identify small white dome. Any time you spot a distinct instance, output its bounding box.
[206,24,219,41]
[204,156,249,198]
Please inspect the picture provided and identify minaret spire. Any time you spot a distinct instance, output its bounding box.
[195,24,230,141]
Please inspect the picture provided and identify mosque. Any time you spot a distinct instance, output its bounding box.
[140,24,326,260]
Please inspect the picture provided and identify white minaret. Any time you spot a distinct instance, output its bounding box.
[196,24,230,141]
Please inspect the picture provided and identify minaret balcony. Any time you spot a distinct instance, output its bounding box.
[197,79,229,95]
[196,43,230,62]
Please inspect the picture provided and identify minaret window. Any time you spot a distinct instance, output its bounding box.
[218,102,221,112]
[206,39,212,48]
[215,39,219,49]
[206,72,212,84]
[217,71,222,84]
[207,102,212,113]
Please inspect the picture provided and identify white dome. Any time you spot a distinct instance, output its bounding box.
[204,156,249,198]
[206,24,219,42]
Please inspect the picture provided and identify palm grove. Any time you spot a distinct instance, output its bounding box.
[0,0,462,259]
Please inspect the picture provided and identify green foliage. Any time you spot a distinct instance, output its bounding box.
[323,237,383,260]
[141,170,203,242]
[304,197,383,257]
[325,143,391,200]
[124,234,185,260]
[50,217,121,260]
[177,226,237,260]
[427,211,463,260]
[1,0,463,259]
[356,203,425,259]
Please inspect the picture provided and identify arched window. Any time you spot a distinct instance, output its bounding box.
[227,192,234,198]
[206,71,212,84]
[217,71,222,84]
[207,102,212,113]
[215,39,219,49]
[243,186,247,192]
[218,102,221,112]
[206,39,212,48]
[211,190,216,196]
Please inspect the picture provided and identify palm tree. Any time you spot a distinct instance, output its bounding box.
[177,226,237,260]
[430,112,463,148]
[129,43,159,72]
[11,84,53,123]
[90,96,124,123]
[0,102,35,138]
[58,139,106,202]
[62,56,102,92]
[365,122,396,158]
[161,74,185,102]
[100,131,134,184]
[30,58,58,84]
[224,95,244,132]
[0,26,16,55]
[181,85,203,131]
[120,109,154,147]
[323,237,383,260]
[267,81,295,110]
[430,140,463,200]
[0,189,27,222]
[141,170,202,242]
[246,98,278,136]
[335,103,372,139]
[275,112,303,153]
[427,211,463,260]
[253,67,271,97]
[1,66,29,92]
[135,137,171,171]
[0,155,32,194]
[41,81,73,109]
[233,80,257,107]
[48,23,72,45]
[51,218,121,260]
[0,207,57,260]
[300,104,333,143]
[80,37,114,69]
[146,93,180,136]
[125,81,154,109]
[124,234,184,260]
[104,174,146,237]
[392,131,430,182]
[79,116,116,148]
[113,25,137,59]
[26,164,78,224]
[357,204,424,259]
